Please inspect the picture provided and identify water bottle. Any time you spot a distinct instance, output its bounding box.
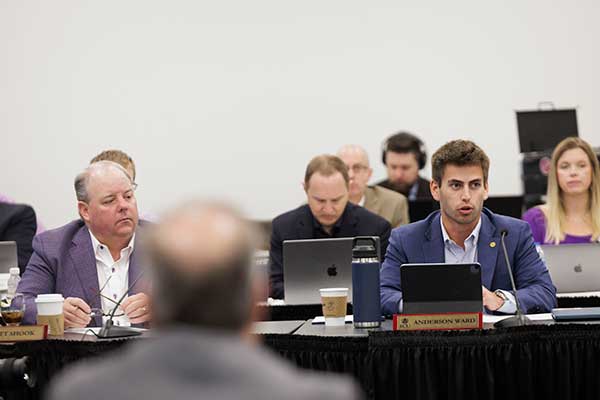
[7,267,21,297]
[352,237,381,328]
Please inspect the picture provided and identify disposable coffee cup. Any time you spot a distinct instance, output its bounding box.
[35,294,65,336]
[320,288,348,326]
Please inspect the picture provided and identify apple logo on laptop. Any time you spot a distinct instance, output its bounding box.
[327,264,338,277]
[574,264,583,273]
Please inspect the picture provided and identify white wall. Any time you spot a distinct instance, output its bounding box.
[1,1,599,228]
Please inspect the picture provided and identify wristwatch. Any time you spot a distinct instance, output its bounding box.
[494,290,507,306]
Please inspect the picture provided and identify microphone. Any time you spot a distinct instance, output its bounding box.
[494,229,530,328]
[97,273,145,339]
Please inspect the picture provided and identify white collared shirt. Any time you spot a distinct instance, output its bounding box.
[358,195,366,207]
[439,216,516,314]
[89,231,134,327]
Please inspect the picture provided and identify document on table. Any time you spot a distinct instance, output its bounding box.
[483,313,553,324]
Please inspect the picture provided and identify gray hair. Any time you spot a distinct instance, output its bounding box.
[74,160,132,203]
[337,144,371,167]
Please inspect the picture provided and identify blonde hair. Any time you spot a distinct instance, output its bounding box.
[544,137,600,244]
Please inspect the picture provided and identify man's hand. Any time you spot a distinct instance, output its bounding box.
[121,293,151,324]
[63,297,92,328]
[482,286,504,312]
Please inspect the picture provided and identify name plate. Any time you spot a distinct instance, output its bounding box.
[393,312,482,331]
[0,325,48,342]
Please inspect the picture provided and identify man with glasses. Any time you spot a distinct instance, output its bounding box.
[337,144,409,228]
[18,161,151,328]
[269,154,391,299]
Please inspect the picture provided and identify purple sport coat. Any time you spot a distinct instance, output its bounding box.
[18,219,148,327]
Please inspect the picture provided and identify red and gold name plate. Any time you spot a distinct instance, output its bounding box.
[393,312,482,331]
[0,325,48,342]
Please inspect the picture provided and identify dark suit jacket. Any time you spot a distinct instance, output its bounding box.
[376,176,432,201]
[0,202,37,273]
[269,203,391,299]
[380,208,557,315]
[18,219,148,326]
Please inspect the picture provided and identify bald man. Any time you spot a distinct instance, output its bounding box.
[48,201,362,400]
[18,161,150,328]
[337,145,409,228]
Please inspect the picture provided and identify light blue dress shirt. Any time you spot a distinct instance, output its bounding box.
[440,216,516,314]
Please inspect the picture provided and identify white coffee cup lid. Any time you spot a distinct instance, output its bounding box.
[35,294,65,303]
[319,288,348,295]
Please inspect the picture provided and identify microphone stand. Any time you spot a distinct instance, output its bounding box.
[97,273,144,339]
[494,230,530,328]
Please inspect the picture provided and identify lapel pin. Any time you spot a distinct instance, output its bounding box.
[490,242,496,248]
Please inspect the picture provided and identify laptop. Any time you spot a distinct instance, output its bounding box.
[540,243,600,293]
[401,263,483,314]
[0,241,18,274]
[283,238,355,305]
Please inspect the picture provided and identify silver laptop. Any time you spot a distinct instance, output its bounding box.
[0,241,18,273]
[283,238,354,304]
[541,243,600,293]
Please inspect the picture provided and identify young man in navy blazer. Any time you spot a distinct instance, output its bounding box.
[380,140,556,315]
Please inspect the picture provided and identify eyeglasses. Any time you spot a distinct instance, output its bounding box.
[89,307,124,318]
[348,164,369,174]
[89,276,125,318]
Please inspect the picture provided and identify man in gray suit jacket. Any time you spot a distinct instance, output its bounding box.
[48,201,362,400]
[18,161,150,328]
[338,144,409,227]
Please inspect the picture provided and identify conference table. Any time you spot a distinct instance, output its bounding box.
[2,298,600,400]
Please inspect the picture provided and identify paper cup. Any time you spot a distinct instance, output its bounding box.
[320,288,348,326]
[35,294,65,336]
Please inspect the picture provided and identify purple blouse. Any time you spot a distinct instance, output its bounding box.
[522,206,593,244]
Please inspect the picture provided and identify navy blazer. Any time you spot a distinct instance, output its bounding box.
[18,219,148,326]
[380,208,556,315]
[269,203,391,299]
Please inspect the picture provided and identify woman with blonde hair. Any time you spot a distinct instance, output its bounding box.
[523,137,600,244]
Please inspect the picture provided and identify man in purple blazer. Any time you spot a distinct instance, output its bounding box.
[380,140,556,315]
[18,161,151,328]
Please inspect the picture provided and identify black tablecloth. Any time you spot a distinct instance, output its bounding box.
[3,298,600,400]
[261,324,600,400]
[367,324,600,400]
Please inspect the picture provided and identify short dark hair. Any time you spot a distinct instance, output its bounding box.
[431,140,490,185]
[381,131,427,169]
[304,155,349,188]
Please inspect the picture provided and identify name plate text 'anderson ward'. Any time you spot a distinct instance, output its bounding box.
[393,312,482,331]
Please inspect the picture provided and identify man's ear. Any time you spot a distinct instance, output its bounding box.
[78,201,90,223]
[302,181,308,194]
[430,179,441,201]
[483,182,489,200]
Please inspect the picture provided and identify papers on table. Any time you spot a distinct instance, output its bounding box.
[482,313,553,324]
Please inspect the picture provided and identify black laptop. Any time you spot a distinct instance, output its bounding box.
[401,263,483,314]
